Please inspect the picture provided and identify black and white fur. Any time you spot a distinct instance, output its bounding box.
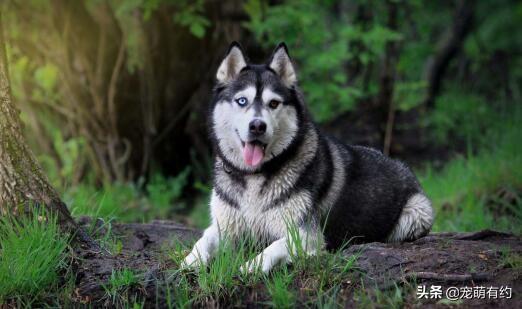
[183,42,434,273]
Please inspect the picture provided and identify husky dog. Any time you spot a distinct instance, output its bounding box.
[183,42,434,273]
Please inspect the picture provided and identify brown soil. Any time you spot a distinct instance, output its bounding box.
[72,219,521,308]
[342,230,521,308]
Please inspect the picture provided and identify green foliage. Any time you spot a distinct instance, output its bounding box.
[187,194,211,229]
[394,80,427,111]
[167,227,359,306]
[66,182,140,221]
[265,267,295,308]
[466,1,522,57]
[420,108,522,234]
[169,275,193,309]
[167,236,261,302]
[33,63,59,98]
[114,0,211,40]
[9,55,61,106]
[38,134,88,190]
[193,236,266,299]
[246,0,446,122]
[146,167,191,217]
[246,0,377,122]
[66,169,190,222]
[245,0,521,124]
[354,284,407,309]
[112,0,210,71]
[0,211,69,302]
[427,90,497,146]
[102,268,142,305]
[103,269,139,297]
[172,0,210,38]
[499,247,522,270]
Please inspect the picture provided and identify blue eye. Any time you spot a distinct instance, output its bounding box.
[236,97,248,107]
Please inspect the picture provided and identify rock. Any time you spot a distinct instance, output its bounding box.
[343,230,521,307]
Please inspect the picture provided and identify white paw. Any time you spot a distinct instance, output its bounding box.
[181,251,206,270]
[241,255,273,274]
[239,260,259,274]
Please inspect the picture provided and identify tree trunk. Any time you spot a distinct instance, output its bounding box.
[423,0,474,109]
[0,12,92,245]
[5,1,248,185]
[377,0,400,156]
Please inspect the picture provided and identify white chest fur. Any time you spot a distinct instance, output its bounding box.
[211,173,312,242]
[210,127,319,241]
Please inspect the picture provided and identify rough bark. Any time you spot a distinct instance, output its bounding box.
[0,13,93,245]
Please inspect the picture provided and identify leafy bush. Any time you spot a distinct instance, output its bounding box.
[427,90,497,146]
[146,168,191,217]
[245,0,386,121]
[66,169,191,222]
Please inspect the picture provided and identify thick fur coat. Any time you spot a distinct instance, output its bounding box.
[183,42,434,273]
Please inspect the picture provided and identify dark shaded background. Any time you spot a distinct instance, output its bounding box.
[2,0,520,227]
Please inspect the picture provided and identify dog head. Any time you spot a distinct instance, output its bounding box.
[211,42,303,172]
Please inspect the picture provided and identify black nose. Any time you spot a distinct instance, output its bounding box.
[249,119,267,136]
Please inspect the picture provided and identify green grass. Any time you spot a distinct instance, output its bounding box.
[164,107,521,307]
[65,170,190,223]
[102,268,141,304]
[419,108,522,234]
[499,247,522,270]
[171,276,193,309]
[266,267,295,308]
[168,236,264,302]
[187,195,211,229]
[10,98,517,307]
[354,284,406,309]
[0,210,69,303]
[166,228,359,307]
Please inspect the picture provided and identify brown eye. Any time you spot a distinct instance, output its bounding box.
[269,100,280,109]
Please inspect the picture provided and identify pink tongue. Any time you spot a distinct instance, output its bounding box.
[243,143,264,167]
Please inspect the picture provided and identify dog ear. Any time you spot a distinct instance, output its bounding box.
[268,42,296,87]
[216,42,247,84]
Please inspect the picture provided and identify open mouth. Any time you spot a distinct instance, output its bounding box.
[241,140,267,167]
[236,130,267,167]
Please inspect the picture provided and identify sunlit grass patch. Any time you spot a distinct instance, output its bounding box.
[65,170,190,223]
[0,211,69,302]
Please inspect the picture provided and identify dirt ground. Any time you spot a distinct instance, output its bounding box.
[72,218,521,308]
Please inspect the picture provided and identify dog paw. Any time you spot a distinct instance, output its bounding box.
[181,252,204,270]
[240,256,270,274]
[239,261,258,274]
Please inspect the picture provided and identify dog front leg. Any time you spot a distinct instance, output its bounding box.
[182,224,220,269]
[241,237,289,273]
[242,227,324,273]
